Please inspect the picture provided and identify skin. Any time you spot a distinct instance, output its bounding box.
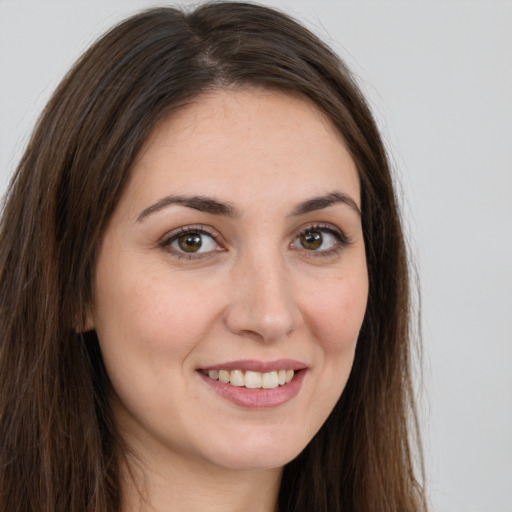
[89,88,369,512]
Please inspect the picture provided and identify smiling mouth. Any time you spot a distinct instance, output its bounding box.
[201,369,295,389]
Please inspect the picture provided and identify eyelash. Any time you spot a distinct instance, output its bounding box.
[159,223,350,260]
[291,223,350,258]
[159,225,223,260]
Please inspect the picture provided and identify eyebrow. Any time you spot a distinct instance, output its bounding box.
[137,195,239,222]
[289,191,361,217]
[137,190,360,223]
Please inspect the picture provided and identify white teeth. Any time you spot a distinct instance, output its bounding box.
[262,371,278,389]
[245,371,262,389]
[205,369,296,389]
[219,370,230,383]
[229,370,244,387]
[208,370,219,380]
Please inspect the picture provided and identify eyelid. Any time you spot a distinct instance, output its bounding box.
[291,222,350,255]
[159,225,225,259]
[157,222,350,261]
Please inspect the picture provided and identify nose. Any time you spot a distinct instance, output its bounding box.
[224,250,303,343]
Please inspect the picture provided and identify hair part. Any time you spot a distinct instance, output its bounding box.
[0,3,426,511]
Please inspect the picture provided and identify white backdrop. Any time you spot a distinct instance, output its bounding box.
[1,1,511,510]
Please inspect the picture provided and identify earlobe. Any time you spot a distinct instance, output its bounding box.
[83,316,95,333]
[77,308,95,333]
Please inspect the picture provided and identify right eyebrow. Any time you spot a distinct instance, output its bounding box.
[136,194,240,223]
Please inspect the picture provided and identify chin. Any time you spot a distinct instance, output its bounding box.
[203,427,311,471]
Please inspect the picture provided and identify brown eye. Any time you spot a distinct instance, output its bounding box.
[300,230,323,250]
[167,229,219,256]
[291,226,343,254]
[178,233,202,253]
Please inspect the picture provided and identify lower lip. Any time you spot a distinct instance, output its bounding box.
[198,370,306,409]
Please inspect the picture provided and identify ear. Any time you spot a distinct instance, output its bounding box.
[83,311,95,332]
[76,307,95,333]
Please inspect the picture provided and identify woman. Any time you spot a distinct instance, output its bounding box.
[0,2,426,511]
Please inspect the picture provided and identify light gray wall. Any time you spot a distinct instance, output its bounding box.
[1,1,511,510]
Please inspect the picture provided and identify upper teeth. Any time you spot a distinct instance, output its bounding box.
[207,369,295,389]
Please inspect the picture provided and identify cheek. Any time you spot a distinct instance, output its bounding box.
[296,270,368,437]
[305,272,368,354]
[93,261,226,365]
[92,267,226,428]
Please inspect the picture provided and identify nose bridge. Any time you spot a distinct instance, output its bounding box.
[225,245,302,342]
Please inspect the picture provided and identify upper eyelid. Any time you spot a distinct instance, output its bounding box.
[160,225,221,243]
[290,223,351,254]
[293,222,348,240]
[159,226,223,260]
[161,223,345,239]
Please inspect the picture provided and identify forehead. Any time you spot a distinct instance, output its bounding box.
[126,87,360,213]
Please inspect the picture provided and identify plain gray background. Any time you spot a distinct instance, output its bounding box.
[1,1,511,510]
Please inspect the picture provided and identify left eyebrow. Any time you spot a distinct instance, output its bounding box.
[289,191,361,217]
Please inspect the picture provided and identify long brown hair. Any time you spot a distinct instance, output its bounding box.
[0,3,426,511]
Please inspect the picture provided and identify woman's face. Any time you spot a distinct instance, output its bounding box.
[90,88,368,472]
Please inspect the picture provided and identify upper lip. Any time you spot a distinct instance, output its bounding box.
[199,359,307,373]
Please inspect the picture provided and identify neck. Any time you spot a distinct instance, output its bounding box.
[120,449,282,512]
